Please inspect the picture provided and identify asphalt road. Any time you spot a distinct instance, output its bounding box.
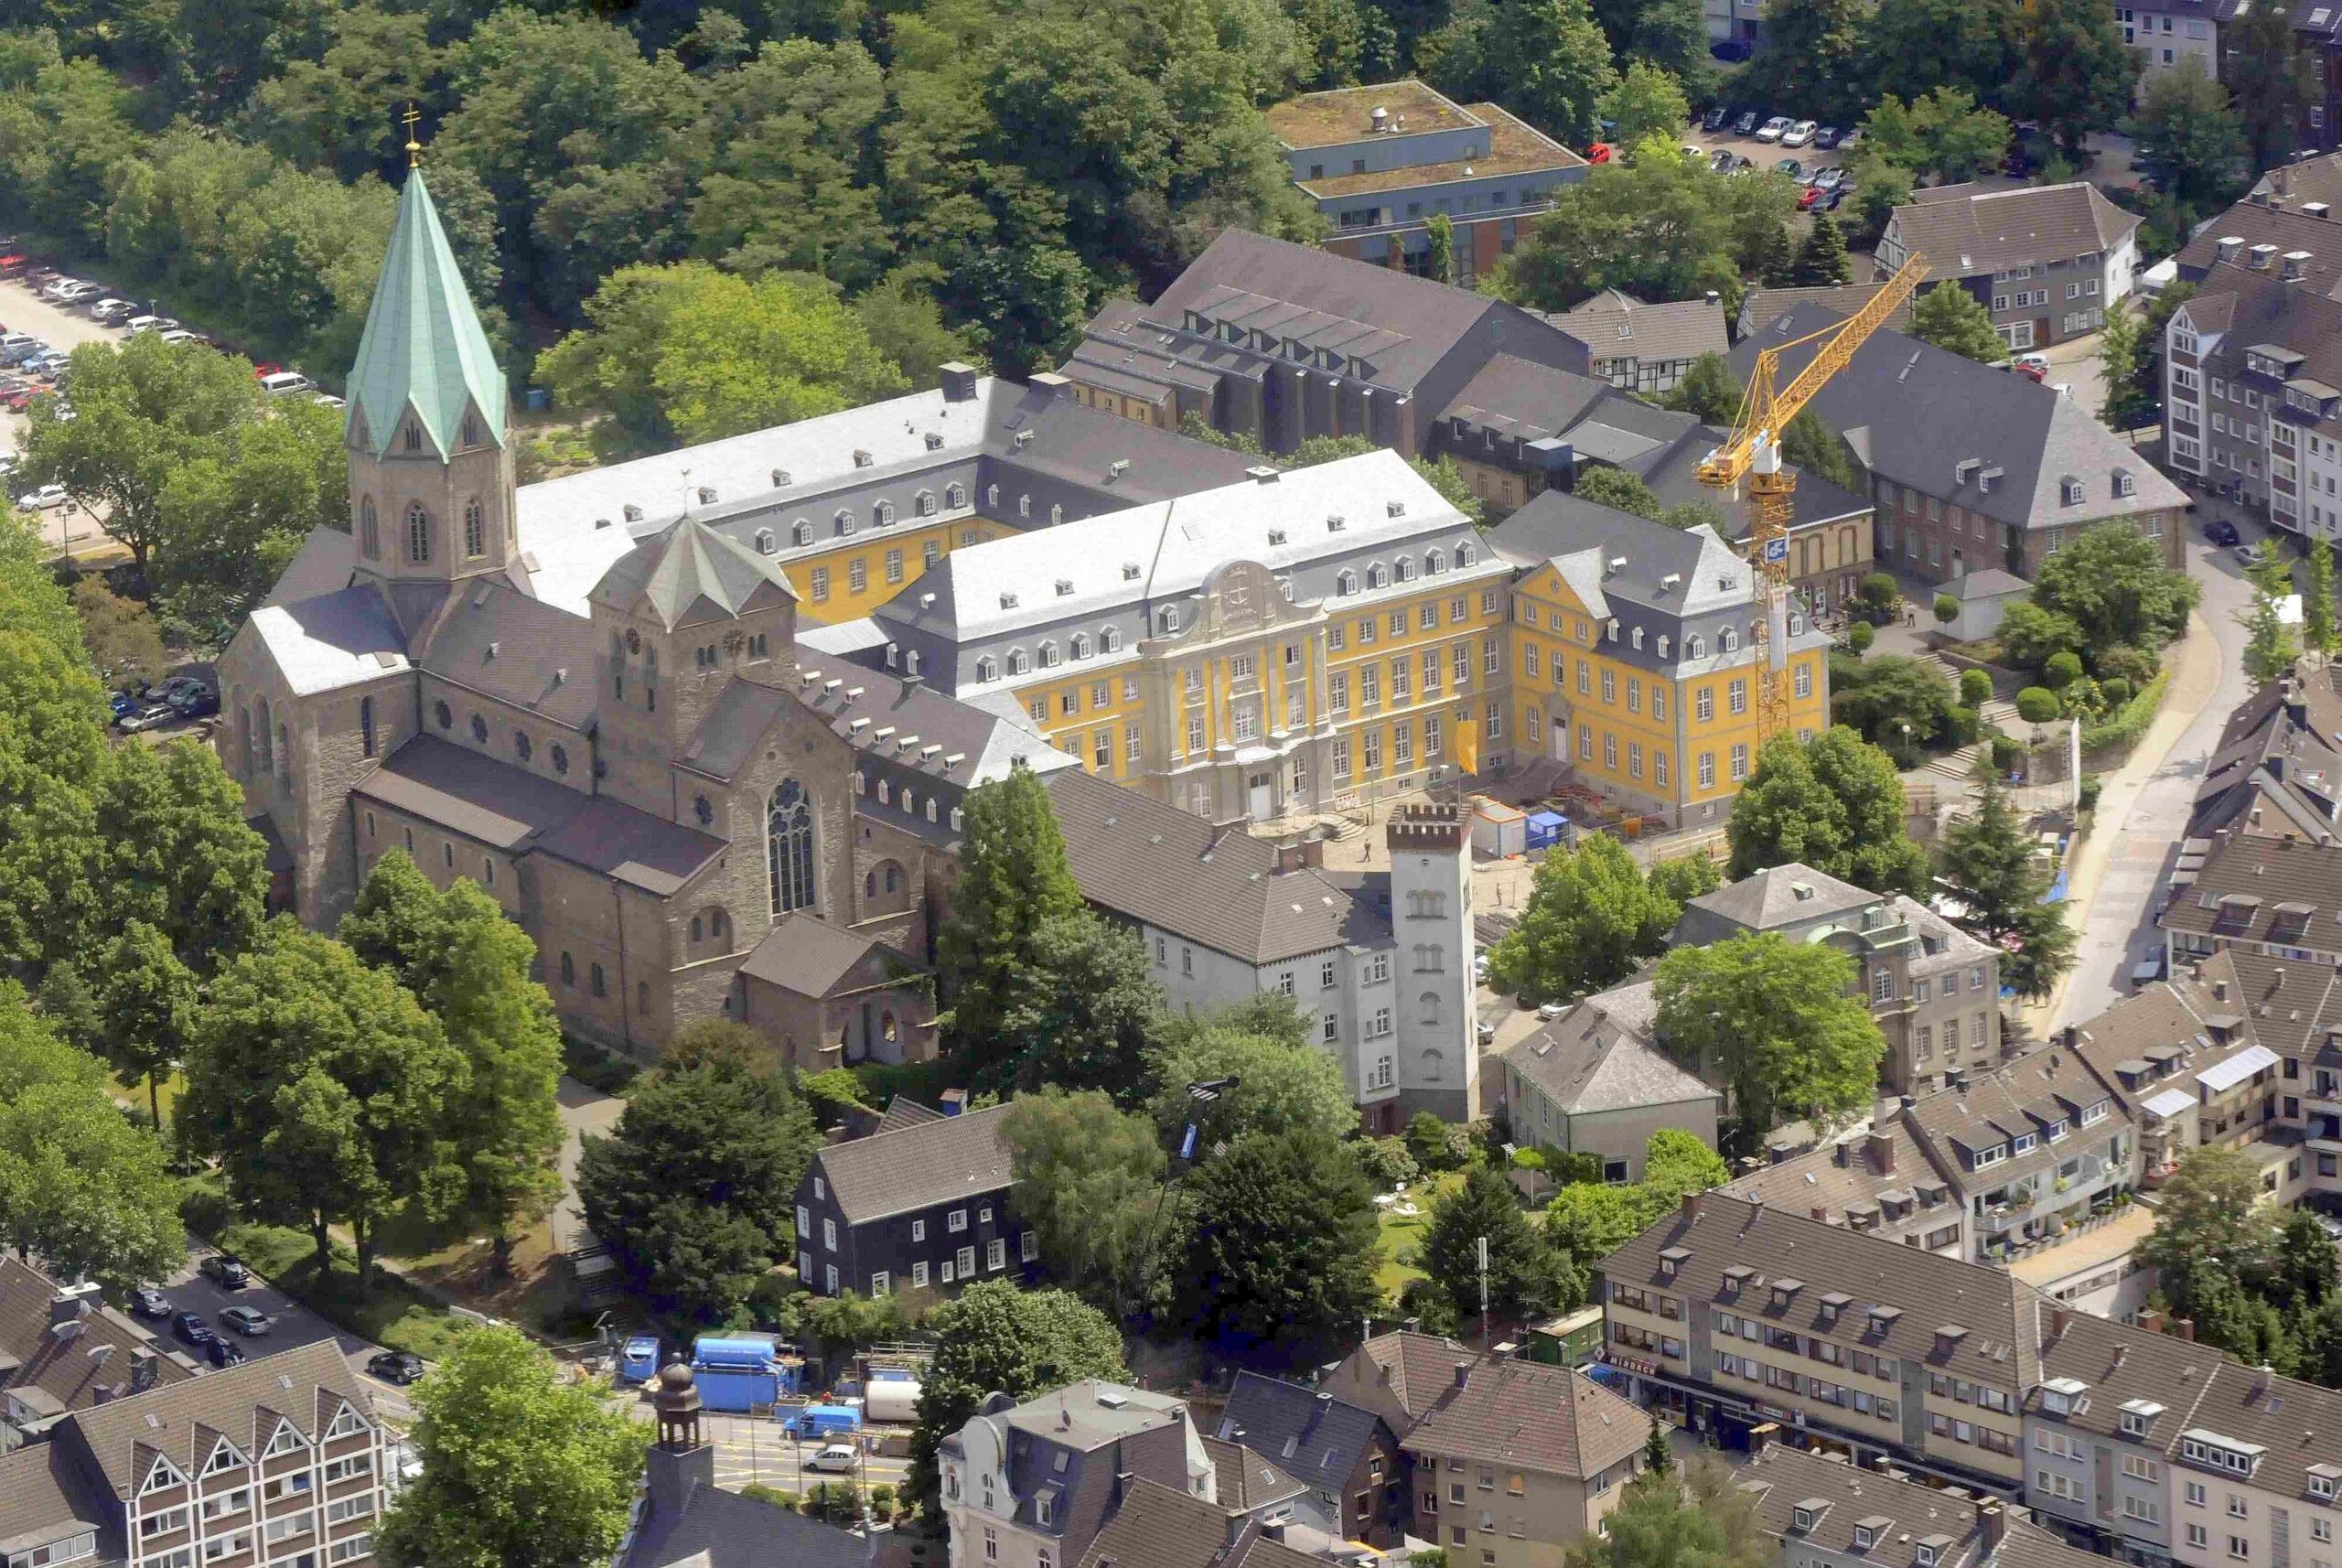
[621,1405,913,1496]
[156,1241,417,1423]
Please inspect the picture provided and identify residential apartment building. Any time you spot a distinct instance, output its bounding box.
[0,1340,391,1568]
[1553,291,1729,396]
[940,1381,1212,1568]
[1262,82,1587,281]
[1875,185,2141,350]
[2114,0,2233,96]
[1492,977,1721,1180]
[1722,1119,1967,1255]
[792,1104,1037,1298]
[2024,1305,2197,1563]
[1400,1357,1649,1568]
[1069,1481,1327,1568]
[1737,1437,1995,1568]
[1489,500,1832,829]
[1738,306,2188,585]
[1,1262,195,1447]
[1599,1193,2036,1490]
[1055,230,1594,456]
[2161,831,2342,969]
[1215,1373,1404,1547]
[1669,863,2002,1096]
[1902,1049,2132,1263]
[2188,674,2342,842]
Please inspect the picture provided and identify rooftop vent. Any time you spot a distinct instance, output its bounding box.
[2251,243,2282,270]
[772,467,791,487]
[1387,500,1406,517]
[622,503,644,522]
[697,486,717,505]
[2309,203,2334,220]
[854,448,875,467]
[1327,514,1347,532]
[1123,563,1142,579]
[1000,592,1019,608]
[2286,251,2315,281]
[1108,459,1130,478]
[1055,579,1074,596]
[2218,236,2246,264]
[1247,465,1280,484]
[924,432,944,451]
[1268,528,1287,545]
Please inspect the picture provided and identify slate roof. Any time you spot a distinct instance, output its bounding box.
[1730,306,2187,532]
[245,584,410,697]
[1499,979,1716,1116]
[2028,1304,2215,1449]
[1884,182,2140,280]
[591,516,800,632]
[1070,1479,1326,1568]
[1675,861,1877,939]
[0,1441,115,1563]
[2191,680,2342,842]
[1200,1436,1308,1514]
[1215,1373,1384,1497]
[1946,568,2030,602]
[1902,1047,2125,1190]
[0,1260,194,1424]
[1720,1119,1957,1234]
[1436,354,1614,445]
[2248,149,2342,214]
[1044,766,1382,965]
[1492,502,1757,618]
[1348,1330,1478,1423]
[874,1097,945,1134]
[413,578,601,729]
[2159,831,2342,950]
[345,171,506,458]
[2175,197,2342,299]
[1557,290,1729,369]
[1601,1194,2043,1396]
[737,913,916,996]
[1400,1357,1646,1480]
[1735,1443,1984,1568]
[1739,283,1915,338]
[2190,947,2342,1065]
[352,736,725,896]
[626,1469,874,1568]
[812,1102,1014,1225]
[66,1339,374,1499]
[1632,420,1875,537]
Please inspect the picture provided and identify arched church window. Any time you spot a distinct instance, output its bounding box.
[407,502,431,564]
[768,779,816,916]
[434,700,452,731]
[360,498,379,559]
[464,498,484,559]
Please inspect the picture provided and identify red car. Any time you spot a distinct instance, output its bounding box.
[0,387,33,412]
[1798,184,1825,210]
[1585,142,1615,164]
[0,254,25,274]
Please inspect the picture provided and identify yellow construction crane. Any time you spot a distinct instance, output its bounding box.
[1697,251,1930,741]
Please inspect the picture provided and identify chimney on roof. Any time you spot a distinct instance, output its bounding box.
[1681,1191,1701,1221]
[2051,1307,2071,1343]
[48,1282,98,1328]
[1981,1503,2007,1554]
[2251,243,2282,270]
[1277,840,1305,875]
[940,362,979,402]
[1300,835,1325,868]
[2311,203,2335,220]
[2214,978,2229,1002]
[2175,1317,2197,1342]
[2139,1309,2165,1333]
[1865,1131,1896,1174]
[2285,251,2315,283]
[2252,1363,2274,1399]
[130,1347,158,1392]
[1371,104,1390,134]
[1454,1361,1472,1391]
[2218,236,2246,265]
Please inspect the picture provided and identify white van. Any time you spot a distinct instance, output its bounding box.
[258,371,314,397]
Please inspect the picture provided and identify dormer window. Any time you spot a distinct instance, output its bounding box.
[2060,475,2084,506]
[854,449,874,468]
[2308,1466,2338,1501]
[1917,1546,1939,1566]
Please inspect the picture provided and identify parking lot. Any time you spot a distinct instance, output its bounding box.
[1,274,141,556]
[154,1241,419,1424]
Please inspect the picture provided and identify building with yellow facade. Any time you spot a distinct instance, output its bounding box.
[1489,492,1833,829]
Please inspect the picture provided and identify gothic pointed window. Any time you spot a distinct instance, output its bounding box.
[462,413,480,448]
[360,498,379,558]
[464,498,484,558]
[407,502,432,564]
[768,779,816,916]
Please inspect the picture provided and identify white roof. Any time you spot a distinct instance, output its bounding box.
[245,585,409,695]
[2141,1087,2197,1120]
[914,451,1472,641]
[2197,1044,2280,1094]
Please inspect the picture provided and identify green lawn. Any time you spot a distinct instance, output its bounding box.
[218,1221,477,1361]
[1374,1172,1463,1300]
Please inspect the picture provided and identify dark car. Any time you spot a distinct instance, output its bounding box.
[206,1335,245,1368]
[1775,158,1804,179]
[131,1287,172,1319]
[2205,517,2240,546]
[172,1310,215,1346]
[199,1253,250,1289]
[1734,108,1762,135]
[1815,125,1843,148]
[1712,38,1754,60]
[169,687,220,719]
[1702,104,1729,133]
[1709,148,1737,173]
[368,1350,425,1385]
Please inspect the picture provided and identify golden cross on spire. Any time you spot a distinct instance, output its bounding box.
[402,102,423,168]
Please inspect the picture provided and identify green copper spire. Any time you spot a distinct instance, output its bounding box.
[345,169,506,459]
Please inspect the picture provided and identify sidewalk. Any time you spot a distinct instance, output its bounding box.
[2026,604,2222,1032]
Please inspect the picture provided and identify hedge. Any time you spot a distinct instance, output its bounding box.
[2081,667,2173,755]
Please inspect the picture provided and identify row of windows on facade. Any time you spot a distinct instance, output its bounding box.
[1522,708,1762,792]
[736,482,1078,555]
[1329,592,1501,654]
[806,535,966,602]
[355,496,490,564]
[811,1231,1037,1299]
[1518,598,1803,662]
[1322,642,1485,718]
[1520,652,1814,717]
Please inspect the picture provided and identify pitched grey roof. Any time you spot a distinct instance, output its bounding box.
[1436,353,1613,444]
[1555,290,1729,368]
[591,516,799,632]
[1735,1443,1984,1568]
[1730,306,2187,532]
[1885,182,2139,279]
[1902,1047,2126,1190]
[812,1102,1014,1225]
[0,1259,195,1424]
[1044,767,1382,965]
[1676,861,1877,936]
[1499,980,1715,1115]
[64,1339,375,1499]
[737,913,917,996]
[1996,1517,2127,1568]
[1946,568,2030,601]
[2181,260,2342,438]
[1200,1436,1308,1513]
[1740,283,1915,338]
[1400,1357,1647,1479]
[2160,831,2342,949]
[2175,198,2342,299]
[0,1441,115,1563]
[1720,1118,1957,1231]
[1633,421,1875,538]
[1070,1478,1327,1568]
[244,584,410,697]
[627,1471,874,1568]
[1215,1373,1384,1496]
[413,578,600,729]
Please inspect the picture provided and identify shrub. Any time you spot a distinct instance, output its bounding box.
[2100,676,2132,705]
[742,1484,800,1510]
[871,1485,897,1513]
[1990,733,2024,772]
[2078,774,2103,812]
[180,1181,234,1240]
[561,1035,639,1096]
[1858,573,1900,620]
[2014,687,2061,724]
[2081,668,2173,755]
[2091,642,2157,688]
[1959,668,1993,707]
[800,1069,872,1128]
[1945,704,1982,746]
[1934,593,1959,624]
[2044,650,2085,689]
[1847,620,1875,653]
[1355,1135,1421,1187]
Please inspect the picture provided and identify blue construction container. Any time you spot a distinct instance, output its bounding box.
[778,1402,863,1438]
[690,1334,798,1412]
[618,1336,662,1384]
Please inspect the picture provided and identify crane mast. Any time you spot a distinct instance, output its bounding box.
[1696,252,1931,742]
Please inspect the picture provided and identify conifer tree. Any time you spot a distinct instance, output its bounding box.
[1935,762,2076,999]
[1790,214,1851,285]
[936,767,1084,1079]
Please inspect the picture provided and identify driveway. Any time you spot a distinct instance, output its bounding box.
[2051,517,2258,1026]
[160,1240,416,1422]
[553,1075,628,1256]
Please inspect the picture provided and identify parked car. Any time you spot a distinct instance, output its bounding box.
[156,329,207,346]
[1756,115,1794,143]
[169,687,220,719]
[368,1350,426,1386]
[1812,166,1847,190]
[1815,125,1844,148]
[1734,108,1762,135]
[108,691,137,719]
[171,1310,215,1346]
[251,360,286,380]
[1775,157,1804,179]
[131,1287,173,1320]
[1837,127,1864,150]
[147,674,206,704]
[124,315,179,335]
[1711,37,1753,60]
[86,298,134,321]
[1537,1001,1565,1020]
[1782,120,1818,147]
[207,1336,246,1369]
[200,1253,252,1288]
[0,386,31,413]
[115,703,175,733]
[2205,517,2240,545]
[2237,542,2267,566]
[38,277,84,300]
[1798,184,1827,210]
[806,1444,860,1474]
[1681,143,1707,162]
[16,484,67,511]
[50,281,100,303]
[219,1305,274,1337]
[1709,148,1737,173]
[1702,104,1730,133]
[2011,352,2051,381]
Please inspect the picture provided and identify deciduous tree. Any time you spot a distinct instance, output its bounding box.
[1600,63,1692,151]
[1908,284,2007,363]
[91,741,270,977]
[908,1282,1128,1510]
[2240,548,2303,684]
[2127,58,2246,210]
[1574,467,1664,519]
[1726,727,1931,895]
[936,767,1085,1085]
[1652,932,1885,1135]
[1004,1089,1168,1313]
[1485,832,1682,1004]
[2012,0,2139,158]
[1144,1020,1359,1147]
[1181,1128,1380,1359]
[2227,0,2316,172]
[92,920,196,1130]
[2306,541,2336,655]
